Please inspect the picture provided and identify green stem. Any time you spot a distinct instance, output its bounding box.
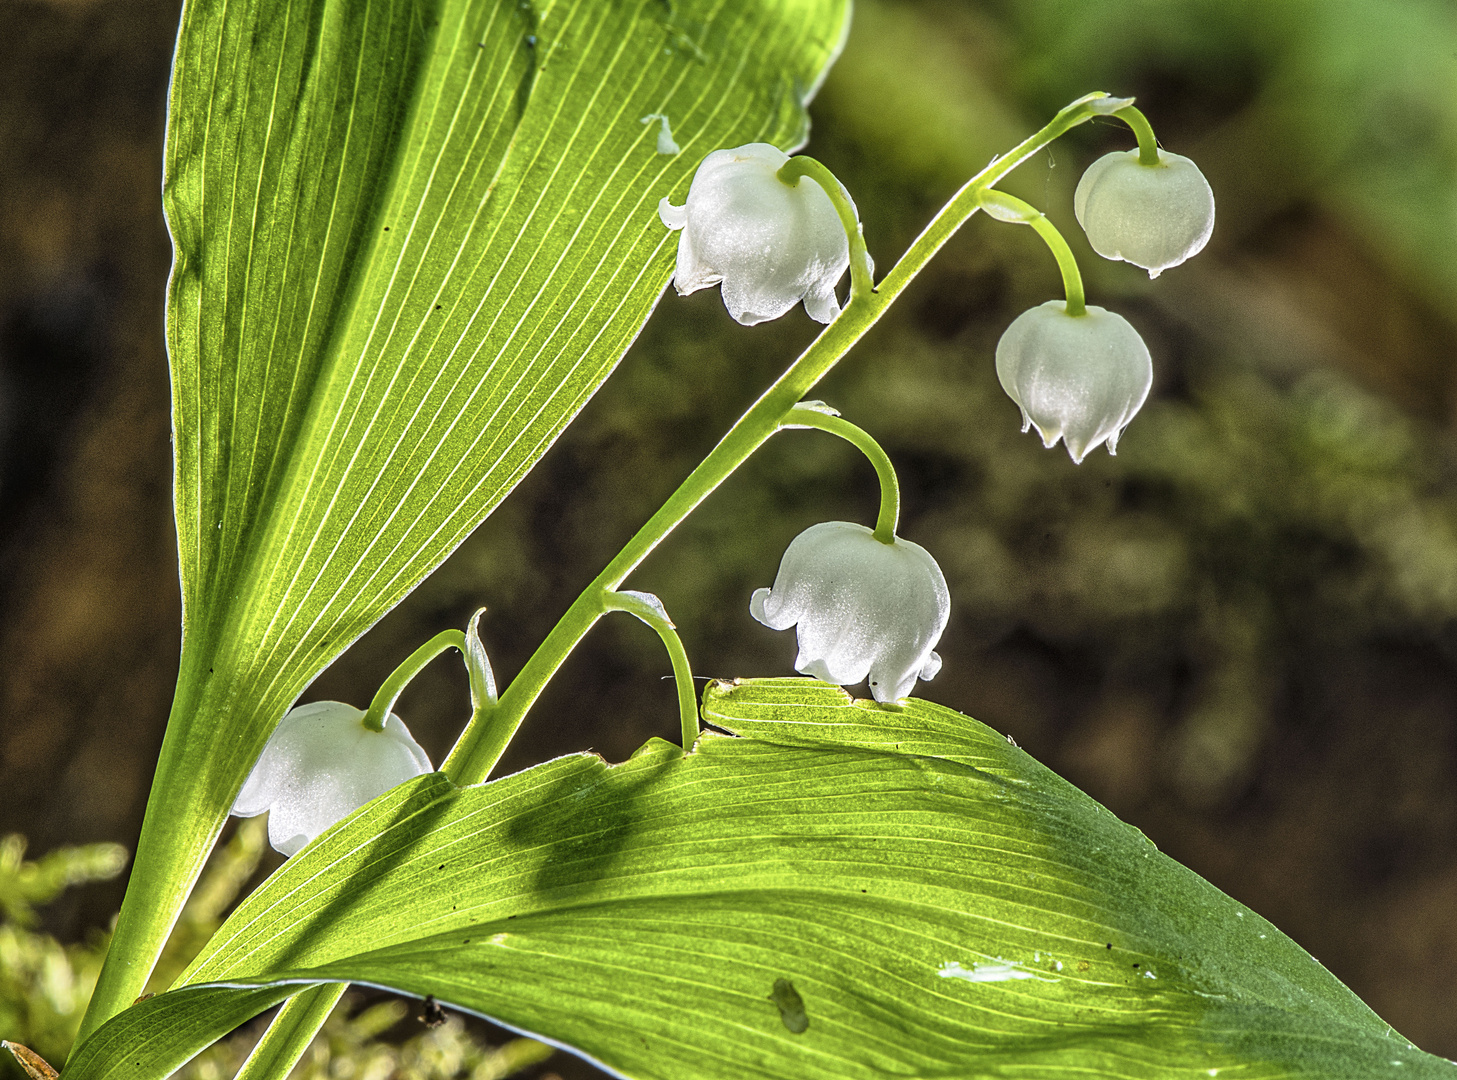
[1030,213,1086,316]
[782,406,899,542]
[1114,104,1160,167]
[361,629,466,732]
[979,190,1086,316]
[603,592,699,750]
[71,656,223,1054]
[776,155,874,300]
[231,984,344,1080]
[443,91,1126,787]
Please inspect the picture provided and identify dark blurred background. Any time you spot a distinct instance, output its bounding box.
[3,0,1457,1067]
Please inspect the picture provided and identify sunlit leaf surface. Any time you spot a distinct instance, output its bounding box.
[70,682,1457,1079]
[115,0,849,1001]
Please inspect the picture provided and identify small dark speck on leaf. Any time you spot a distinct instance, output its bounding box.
[1132,963,1140,968]
[419,995,447,1027]
[769,978,808,1034]
[1106,943,1113,950]
[860,889,867,893]
[438,863,445,870]
[435,304,442,310]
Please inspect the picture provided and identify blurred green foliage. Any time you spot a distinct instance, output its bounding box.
[0,826,552,1079]
[172,999,553,1080]
[0,835,123,1074]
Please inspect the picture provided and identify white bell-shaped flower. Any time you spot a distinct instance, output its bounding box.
[658,143,851,326]
[1073,148,1215,278]
[996,300,1153,463]
[751,521,949,704]
[233,701,432,856]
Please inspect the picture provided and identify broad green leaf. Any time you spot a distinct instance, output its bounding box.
[99,0,849,1022]
[63,987,298,1080]
[69,681,1456,1079]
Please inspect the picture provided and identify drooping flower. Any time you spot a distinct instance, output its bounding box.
[658,143,852,325]
[750,521,949,703]
[995,300,1153,463]
[233,701,432,856]
[1074,148,1215,278]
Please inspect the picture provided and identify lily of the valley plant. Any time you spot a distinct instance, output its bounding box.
[19,7,1456,1080]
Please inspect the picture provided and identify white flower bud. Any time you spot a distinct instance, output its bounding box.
[995,300,1152,463]
[233,701,432,856]
[751,521,949,704]
[658,143,851,326]
[1074,148,1214,278]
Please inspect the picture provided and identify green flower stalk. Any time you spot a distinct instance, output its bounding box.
[440,91,1143,790]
